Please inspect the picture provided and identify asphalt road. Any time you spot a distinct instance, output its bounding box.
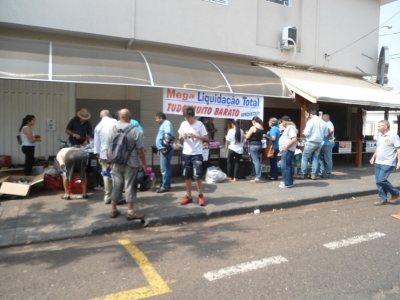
[1,194,400,300]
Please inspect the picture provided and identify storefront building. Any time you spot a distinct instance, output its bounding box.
[0,0,399,167]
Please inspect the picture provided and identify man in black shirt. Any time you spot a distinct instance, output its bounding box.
[206,117,218,141]
[66,108,93,146]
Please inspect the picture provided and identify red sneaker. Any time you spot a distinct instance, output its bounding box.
[180,196,193,205]
[198,194,206,206]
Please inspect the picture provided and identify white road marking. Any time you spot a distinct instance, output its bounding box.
[203,255,288,281]
[323,232,386,250]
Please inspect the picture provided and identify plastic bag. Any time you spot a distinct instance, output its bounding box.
[205,166,227,184]
[44,166,62,176]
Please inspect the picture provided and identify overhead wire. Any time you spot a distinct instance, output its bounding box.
[379,31,400,36]
[325,9,400,59]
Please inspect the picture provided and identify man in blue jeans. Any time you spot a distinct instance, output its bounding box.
[319,114,335,178]
[295,110,328,180]
[370,120,400,206]
[278,116,298,188]
[155,112,174,193]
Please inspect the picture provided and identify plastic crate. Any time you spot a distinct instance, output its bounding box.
[44,174,64,191]
[67,173,87,194]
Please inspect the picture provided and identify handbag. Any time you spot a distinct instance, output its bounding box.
[264,144,274,158]
[17,134,22,145]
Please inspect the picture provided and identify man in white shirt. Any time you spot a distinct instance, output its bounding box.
[178,106,209,206]
[278,116,298,188]
[295,110,328,180]
[319,114,335,178]
[370,120,400,206]
[94,110,117,204]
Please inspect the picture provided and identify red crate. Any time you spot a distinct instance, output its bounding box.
[0,155,11,167]
[68,173,87,194]
[44,174,64,191]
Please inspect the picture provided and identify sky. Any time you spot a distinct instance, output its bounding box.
[379,0,400,92]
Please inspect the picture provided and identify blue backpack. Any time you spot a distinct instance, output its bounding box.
[109,125,136,164]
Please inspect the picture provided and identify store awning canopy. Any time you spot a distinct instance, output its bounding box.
[263,65,400,108]
[0,36,293,98]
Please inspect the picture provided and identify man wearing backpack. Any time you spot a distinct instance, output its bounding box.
[106,109,147,220]
[115,109,144,136]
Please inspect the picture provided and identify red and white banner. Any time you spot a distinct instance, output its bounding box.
[163,88,264,120]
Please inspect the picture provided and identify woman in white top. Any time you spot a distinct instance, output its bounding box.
[19,115,41,175]
[225,119,244,181]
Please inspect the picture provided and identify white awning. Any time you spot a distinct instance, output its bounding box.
[0,36,293,98]
[263,65,400,108]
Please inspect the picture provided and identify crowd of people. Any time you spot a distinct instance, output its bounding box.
[243,110,336,188]
[18,106,400,217]
[60,106,208,220]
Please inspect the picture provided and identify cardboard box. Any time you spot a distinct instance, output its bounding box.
[0,174,45,196]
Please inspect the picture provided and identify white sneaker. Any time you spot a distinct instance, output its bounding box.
[279,183,294,188]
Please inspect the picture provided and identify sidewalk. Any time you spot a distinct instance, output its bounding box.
[1,163,400,248]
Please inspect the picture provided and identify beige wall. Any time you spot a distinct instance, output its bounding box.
[76,84,140,100]
[0,0,134,39]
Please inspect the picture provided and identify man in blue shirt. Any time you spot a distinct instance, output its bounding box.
[319,114,335,178]
[265,117,281,180]
[115,110,144,135]
[155,112,174,193]
[295,110,328,180]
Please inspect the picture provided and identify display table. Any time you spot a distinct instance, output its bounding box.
[151,146,221,176]
[0,166,42,178]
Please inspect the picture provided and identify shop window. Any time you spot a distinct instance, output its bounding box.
[266,0,291,7]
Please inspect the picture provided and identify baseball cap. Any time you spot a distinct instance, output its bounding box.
[281,115,291,121]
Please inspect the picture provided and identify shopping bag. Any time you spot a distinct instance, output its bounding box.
[17,134,22,145]
[263,144,274,158]
[205,166,227,184]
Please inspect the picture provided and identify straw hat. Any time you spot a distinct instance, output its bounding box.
[77,108,91,120]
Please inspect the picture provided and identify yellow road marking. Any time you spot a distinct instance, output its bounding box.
[92,239,172,300]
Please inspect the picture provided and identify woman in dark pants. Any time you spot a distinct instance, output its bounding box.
[245,116,264,183]
[19,115,41,175]
[225,119,244,181]
[266,117,281,180]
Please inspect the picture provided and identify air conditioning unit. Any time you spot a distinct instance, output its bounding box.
[280,26,297,49]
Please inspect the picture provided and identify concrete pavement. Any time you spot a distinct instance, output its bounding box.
[1,163,400,248]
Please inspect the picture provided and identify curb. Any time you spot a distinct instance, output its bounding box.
[0,189,378,249]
